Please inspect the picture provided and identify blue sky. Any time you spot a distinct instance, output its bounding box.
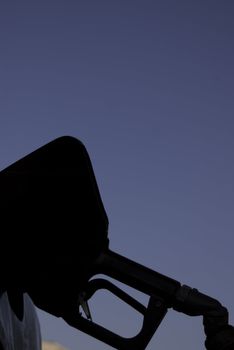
[1,1,234,349]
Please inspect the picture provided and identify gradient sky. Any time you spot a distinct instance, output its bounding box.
[1,1,234,349]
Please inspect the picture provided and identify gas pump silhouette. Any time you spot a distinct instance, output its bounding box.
[0,136,233,349]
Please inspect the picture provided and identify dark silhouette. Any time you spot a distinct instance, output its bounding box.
[203,308,234,349]
[0,135,233,349]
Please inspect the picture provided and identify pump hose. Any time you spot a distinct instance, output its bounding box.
[172,285,234,349]
[203,306,234,350]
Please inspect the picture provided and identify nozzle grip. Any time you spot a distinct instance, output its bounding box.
[64,279,168,350]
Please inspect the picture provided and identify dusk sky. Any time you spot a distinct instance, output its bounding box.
[1,1,234,349]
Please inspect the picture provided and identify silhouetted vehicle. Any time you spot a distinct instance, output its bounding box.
[0,291,41,350]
